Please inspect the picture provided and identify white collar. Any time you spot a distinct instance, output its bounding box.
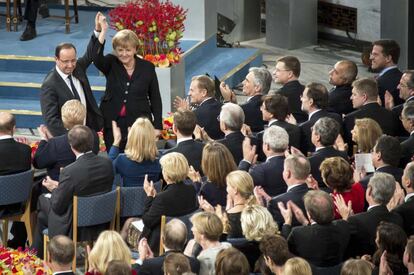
[287,183,304,192]
[76,151,92,159]
[200,97,213,106]
[55,65,72,80]
[177,137,193,144]
[268,119,278,126]
[405,193,414,203]
[378,65,398,77]
[308,109,321,120]
[0,135,13,140]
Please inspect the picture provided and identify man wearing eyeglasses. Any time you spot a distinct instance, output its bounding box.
[40,42,103,137]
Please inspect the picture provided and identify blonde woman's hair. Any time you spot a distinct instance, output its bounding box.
[124,117,158,162]
[226,170,256,205]
[112,29,139,51]
[88,231,131,274]
[241,205,279,241]
[61,99,86,130]
[340,259,372,275]
[354,118,383,153]
[283,257,312,275]
[190,212,223,242]
[159,152,189,183]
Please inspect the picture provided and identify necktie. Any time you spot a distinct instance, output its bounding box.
[67,75,81,101]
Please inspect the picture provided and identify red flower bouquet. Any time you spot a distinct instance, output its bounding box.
[0,246,49,274]
[161,113,176,140]
[109,0,187,67]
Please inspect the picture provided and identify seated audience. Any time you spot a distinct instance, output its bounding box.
[135,219,200,275]
[404,237,414,274]
[163,109,205,175]
[320,157,365,218]
[327,60,357,115]
[340,259,372,275]
[185,212,231,275]
[283,257,312,275]
[279,190,350,267]
[87,231,132,275]
[239,125,288,197]
[163,253,192,275]
[351,118,383,154]
[308,117,348,189]
[215,247,250,275]
[45,235,75,275]
[109,117,161,187]
[399,103,414,168]
[259,234,292,275]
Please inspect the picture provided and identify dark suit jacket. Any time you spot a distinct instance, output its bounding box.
[40,38,103,137]
[309,146,348,188]
[377,67,403,107]
[218,131,244,164]
[360,166,403,190]
[0,138,31,176]
[286,220,350,267]
[141,182,198,254]
[194,98,223,140]
[277,80,308,123]
[328,85,354,115]
[346,205,403,258]
[392,96,414,137]
[47,152,114,239]
[299,110,342,155]
[239,156,287,197]
[163,139,205,175]
[241,95,265,132]
[392,195,414,236]
[135,250,200,275]
[400,134,414,168]
[268,183,309,228]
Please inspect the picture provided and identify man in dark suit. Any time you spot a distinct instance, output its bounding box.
[163,109,204,175]
[41,42,103,137]
[392,162,414,237]
[309,117,348,189]
[344,78,398,149]
[327,60,357,115]
[32,125,114,257]
[217,103,245,164]
[0,112,32,248]
[239,125,288,197]
[345,173,403,258]
[279,191,350,267]
[360,135,403,190]
[400,104,414,168]
[268,155,310,228]
[371,39,403,106]
[135,219,200,275]
[45,235,75,275]
[299,82,342,155]
[272,56,308,123]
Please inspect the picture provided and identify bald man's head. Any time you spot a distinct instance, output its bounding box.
[163,219,188,251]
[0,112,15,135]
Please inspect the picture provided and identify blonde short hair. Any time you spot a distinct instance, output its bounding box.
[226,170,256,204]
[159,152,189,183]
[283,257,312,275]
[354,118,383,153]
[125,117,158,162]
[190,212,223,241]
[61,99,86,130]
[88,231,131,274]
[112,29,139,51]
[241,205,279,241]
[340,259,372,275]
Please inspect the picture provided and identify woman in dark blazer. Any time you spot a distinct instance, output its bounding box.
[92,13,162,150]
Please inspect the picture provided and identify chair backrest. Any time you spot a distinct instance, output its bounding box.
[166,208,202,240]
[0,170,33,205]
[120,186,146,217]
[74,188,118,227]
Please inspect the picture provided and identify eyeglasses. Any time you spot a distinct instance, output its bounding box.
[58,58,77,65]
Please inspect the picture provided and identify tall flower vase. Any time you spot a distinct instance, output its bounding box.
[156,61,185,116]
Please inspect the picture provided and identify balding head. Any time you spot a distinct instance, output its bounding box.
[304,190,334,224]
[0,112,16,135]
[163,219,187,251]
[330,60,358,86]
[283,155,310,182]
[47,235,74,267]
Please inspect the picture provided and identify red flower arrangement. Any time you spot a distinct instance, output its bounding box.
[161,113,176,140]
[0,246,49,274]
[109,0,187,67]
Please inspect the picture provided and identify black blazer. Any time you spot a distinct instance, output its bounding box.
[286,220,350,267]
[277,80,308,123]
[163,139,205,175]
[299,110,342,155]
[90,35,162,130]
[141,182,198,254]
[328,85,354,115]
[346,205,403,258]
[48,152,114,239]
[392,96,414,137]
[360,166,403,190]
[392,196,414,236]
[218,131,245,164]
[40,37,103,137]
[239,156,287,197]
[135,250,200,275]
[400,134,414,168]
[377,67,403,107]
[241,95,265,132]
[194,98,223,140]
[268,183,309,228]
[0,138,31,176]
[309,146,348,188]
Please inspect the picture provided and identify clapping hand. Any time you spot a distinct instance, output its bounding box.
[188,165,201,183]
[112,120,122,147]
[174,96,190,110]
[333,193,353,220]
[198,195,214,212]
[288,201,310,225]
[219,82,236,103]
[42,176,59,192]
[277,201,292,225]
[242,137,257,164]
[138,238,154,261]
[143,174,156,197]
[384,90,394,110]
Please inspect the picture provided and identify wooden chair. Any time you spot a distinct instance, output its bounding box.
[51,0,79,33]
[0,170,34,247]
[0,0,21,31]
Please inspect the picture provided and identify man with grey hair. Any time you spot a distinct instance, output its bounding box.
[220,67,269,132]
[400,103,414,168]
[344,172,403,258]
[308,117,348,189]
[46,235,75,274]
[239,126,289,197]
[217,103,246,164]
